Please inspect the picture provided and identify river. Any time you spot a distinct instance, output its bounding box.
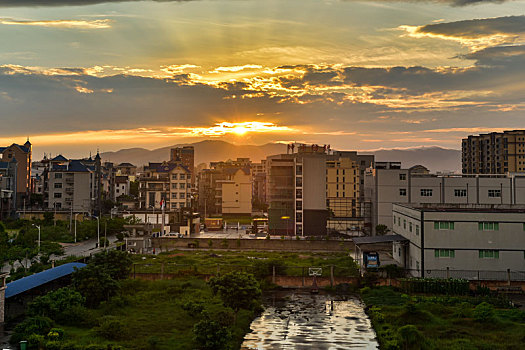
[242,291,378,350]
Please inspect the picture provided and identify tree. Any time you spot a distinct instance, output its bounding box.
[28,288,85,320]
[72,265,119,308]
[208,272,261,311]
[129,180,139,197]
[193,318,231,350]
[376,224,390,236]
[90,250,132,280]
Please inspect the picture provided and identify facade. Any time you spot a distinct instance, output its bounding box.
[266,145,328,236]
[462,130,525,174]
[114,175,130,199]
[171,146,194,183]
[392,203,525,277]
[218,168,252,216]
[116,162,137,177]
[139,162,192,210]
[47,159,96,212]
[0,141,31,207]
[0,161,17,219]
[364,164,525,235]
[252,161,267,208]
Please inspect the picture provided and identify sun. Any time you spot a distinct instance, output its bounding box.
[231,126,248,135]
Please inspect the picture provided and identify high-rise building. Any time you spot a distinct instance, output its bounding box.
[171,146,194,177]
[462,130,525,174]
[266,145,327,236]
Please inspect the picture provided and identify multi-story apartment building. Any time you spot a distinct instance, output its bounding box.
[392,203,525,277]
[0,161,17,219]
[266,145,327,236]
[365,164,525,234]
[171,146,194,183]
[252,160,267,208]
[197,158,252,217]
[116,162,137,178]
[217,167,252,216]
[139,162,192,210]
[114,175,130,199]
[462,130,525,174]
[0,141,31,207]
[47,159,97,212]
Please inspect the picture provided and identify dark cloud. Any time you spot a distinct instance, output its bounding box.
[461,45,525,66]
[417,15,525,38]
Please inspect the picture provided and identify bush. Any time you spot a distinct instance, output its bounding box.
[397,325,425,350]
[193,318,231,350]
[10,316,54,345]
[94,317,126,340]
[473,302,495,323]
[28,288,85,320]
[208,272,261,311]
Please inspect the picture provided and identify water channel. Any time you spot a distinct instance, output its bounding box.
[241,291,379,350]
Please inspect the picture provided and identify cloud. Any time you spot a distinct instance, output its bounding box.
[399,15,525,50]
[0,18,112,28]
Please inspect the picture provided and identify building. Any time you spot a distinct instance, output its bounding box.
[116,162,137,177]
[197,158,252,217]
[47,158,97,212]
[266,144,328,236]
[364,164,525,235]
[392,203,525,277]
[0,141,31,207]
[0,161,17,219]
[114,175,130,199]
[218,167,252,216]
[252,161,267,209]
[139,162,192,210]
[462,130,525,174]
[171,146,194,182]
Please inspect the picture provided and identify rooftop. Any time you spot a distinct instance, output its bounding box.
[395,203,525,214]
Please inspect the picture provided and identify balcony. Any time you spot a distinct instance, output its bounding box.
[65,188,74,195]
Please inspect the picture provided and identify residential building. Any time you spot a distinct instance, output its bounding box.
[0,141,31,207]
[47,159,97,212]
[218,167,252,216]
[114,175,130,199]
[365,165,525,234]
[252,160,267,208]
[266,144,327,236]
[116,162,137,178]
[171,146,194,182]
[462,129,525,174]
[392,203,525,277]
[0,161,17,219]
[139,162,192,210]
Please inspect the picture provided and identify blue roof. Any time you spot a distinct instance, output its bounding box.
[5,262,86,299]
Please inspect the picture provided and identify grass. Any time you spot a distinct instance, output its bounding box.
[132,250,359,277]
[361,286,525,349]
[59,278,256,350]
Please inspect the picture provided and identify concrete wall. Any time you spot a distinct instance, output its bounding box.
[152,237,355,252]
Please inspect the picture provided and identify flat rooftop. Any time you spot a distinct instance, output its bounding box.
[395,203,525,213]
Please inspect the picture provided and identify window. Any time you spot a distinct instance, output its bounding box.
[415,225,419,236]
[488,189,501,197]
[296,189,302,199]
[54,193,62,198]
[296,212,302,221]
[296,177,302,187]
[55,173,62,179]
[420,189,433,197]
[478,222,499,231]
[54,183,62,189]
[403,219,406,229]
[180,193,185,199]
[434,249,455,258]
[172,174,178,180]
[454,189,467,197]
[434,221,454,230]
[479,250,499,259]
[180,174,185,180]
[172,193,177,199]
[523,223,525,231]
[180,183,185,189]
[399,173,406,180]
[172,183,177,189]
[399,188,407,196]
[296,165,302,175]
[296,201,302,210]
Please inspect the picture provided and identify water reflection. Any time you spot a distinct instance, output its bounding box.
[242,291,378,350]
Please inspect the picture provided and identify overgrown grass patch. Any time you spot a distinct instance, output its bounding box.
[361,286,525,349]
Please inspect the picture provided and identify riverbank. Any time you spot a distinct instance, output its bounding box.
[361,286,525,349]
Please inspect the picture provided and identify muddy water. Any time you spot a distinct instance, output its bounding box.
[242,291,378,350]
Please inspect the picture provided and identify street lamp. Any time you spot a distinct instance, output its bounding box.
[32,224,41,253]
[74,213,80,243]
[91,215,100,248]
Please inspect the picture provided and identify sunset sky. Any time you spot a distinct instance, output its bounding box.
[1,0,524,158]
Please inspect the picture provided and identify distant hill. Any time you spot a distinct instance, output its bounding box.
[100,140,287,167]
[101,141,461,173]
[372,147,461,173]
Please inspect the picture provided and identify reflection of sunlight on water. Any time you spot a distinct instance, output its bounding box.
[241,292,378,350]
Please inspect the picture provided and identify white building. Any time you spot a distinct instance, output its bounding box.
[364,164,525,234]
[392,203,525,278]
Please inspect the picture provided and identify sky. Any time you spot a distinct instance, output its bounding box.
[0,0,524,158]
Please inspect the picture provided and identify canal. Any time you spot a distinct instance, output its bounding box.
[242,291,378,350]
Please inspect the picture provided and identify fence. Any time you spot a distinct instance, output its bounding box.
[395,268,525,282]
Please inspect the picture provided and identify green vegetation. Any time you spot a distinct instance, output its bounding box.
[361,286,525,349]
[132,250,359,278]
[11,251,261,350]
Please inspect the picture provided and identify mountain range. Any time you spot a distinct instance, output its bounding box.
[100,140,461,173]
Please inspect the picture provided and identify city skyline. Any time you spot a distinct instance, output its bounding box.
[1,0,524,158]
